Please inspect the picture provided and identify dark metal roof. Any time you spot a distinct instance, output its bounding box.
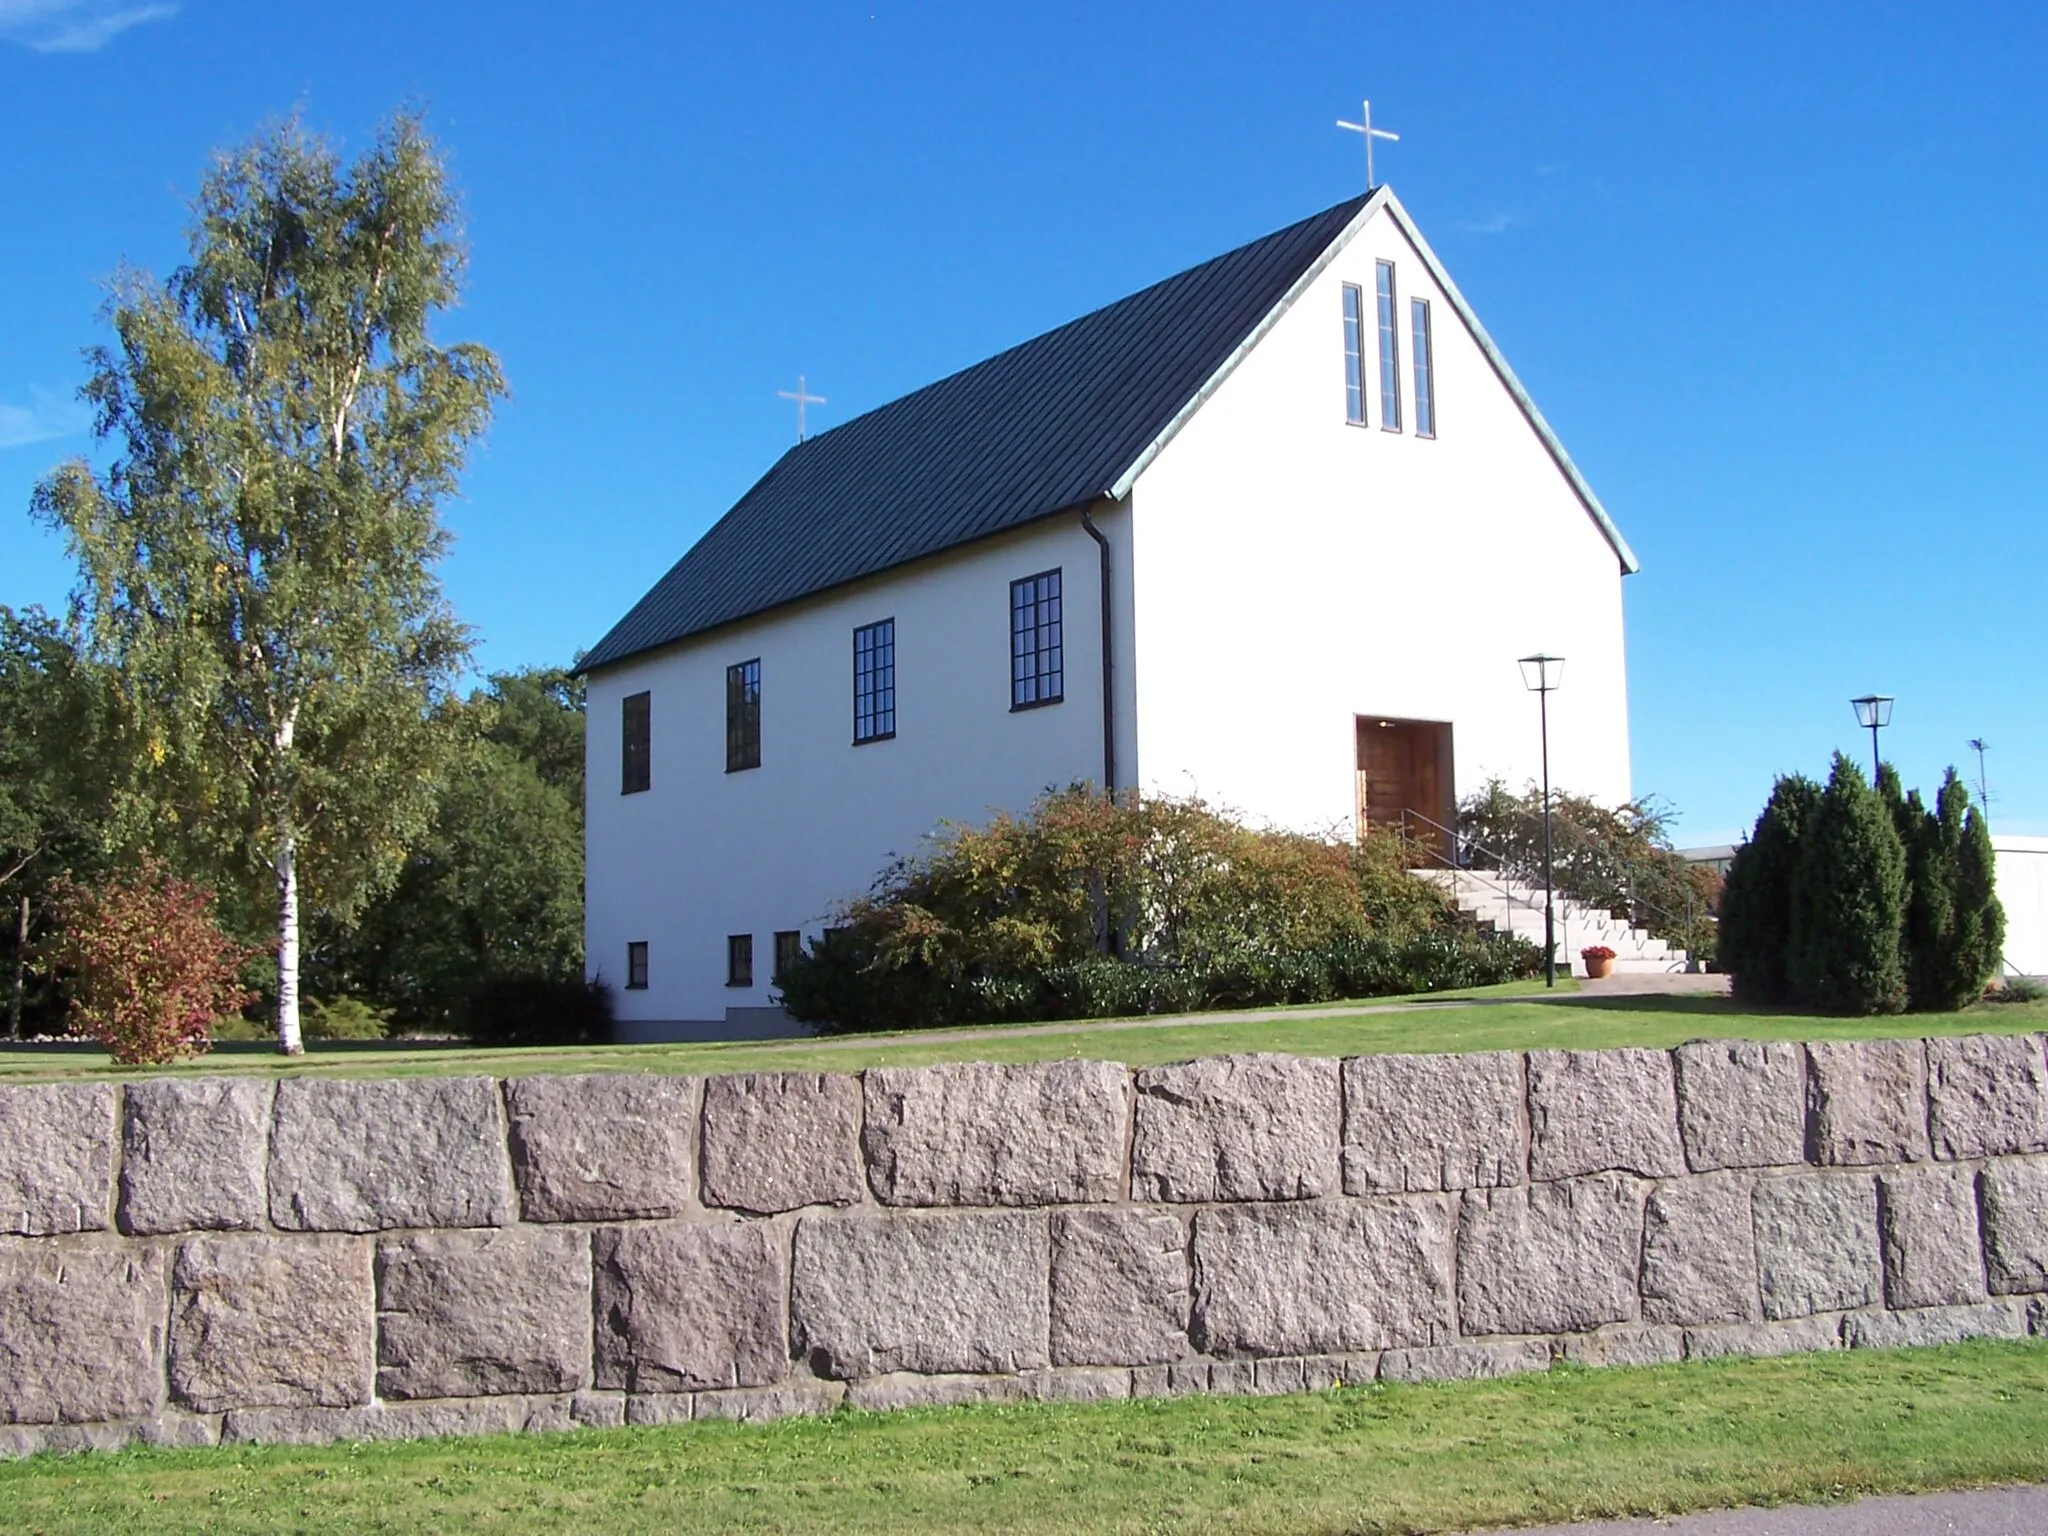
[582,195,1370,672]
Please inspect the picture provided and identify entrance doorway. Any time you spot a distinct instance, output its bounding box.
[1356,717,1455,854]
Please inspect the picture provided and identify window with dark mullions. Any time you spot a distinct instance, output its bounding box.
[1341,284,1367,425]
[620,691,650,794]
[853,619,896,743]
[726,934,753,988]
[625,941,648,990]
[725,659,761,772]
[1411,297,1436,439]
[773,929,803,983]
[1375,260,1402,431]
[1010,569,1063,709]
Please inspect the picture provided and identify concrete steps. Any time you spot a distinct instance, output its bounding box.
[1413,868,1690,977]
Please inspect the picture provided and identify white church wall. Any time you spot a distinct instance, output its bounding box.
[1127,202,1633,837]
[1993,835,2048,976]
[584,509,1128,1026]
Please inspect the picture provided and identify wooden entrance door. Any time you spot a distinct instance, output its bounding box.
[1356,717,1454,853]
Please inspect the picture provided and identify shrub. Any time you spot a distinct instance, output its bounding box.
[1987,975,2046,1004]
[1718,774,1821,1005]
[302,995,392,1040]
[466,974,612,1046]
[1787,755,1907,1016]
[1899,771,2005,1013]
[41,855,256,1065]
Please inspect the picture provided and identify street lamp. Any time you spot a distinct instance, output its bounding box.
[1519,654,1565,988]
[1850,694,1893,781]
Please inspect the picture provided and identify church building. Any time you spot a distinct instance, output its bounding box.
[580,186,1639,1037]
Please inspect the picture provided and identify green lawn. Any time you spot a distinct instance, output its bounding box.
[3,1342,2045,1533]
[2,981,2043,1082]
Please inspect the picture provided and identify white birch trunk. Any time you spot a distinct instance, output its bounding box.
[275,833,303,1055]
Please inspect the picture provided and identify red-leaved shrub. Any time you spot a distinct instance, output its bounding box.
[42,855,257,1065]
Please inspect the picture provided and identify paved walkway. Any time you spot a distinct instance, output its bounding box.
[1473,1485,2048,1535]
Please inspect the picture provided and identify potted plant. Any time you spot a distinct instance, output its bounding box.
[1580,944,1617,980]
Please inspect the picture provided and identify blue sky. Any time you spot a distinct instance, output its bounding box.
[2,1,2043,843]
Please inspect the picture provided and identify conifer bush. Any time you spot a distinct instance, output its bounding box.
[1787,755,1908,1015]
[1717,773,1821,1005]
[41,855,256,1065]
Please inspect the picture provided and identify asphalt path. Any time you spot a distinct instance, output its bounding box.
[1472,1485,2048,1535]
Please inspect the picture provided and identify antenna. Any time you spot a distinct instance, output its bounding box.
[1336,98,1400,190]
[1968,738,1991,818]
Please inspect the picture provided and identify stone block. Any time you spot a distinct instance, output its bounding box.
[1457,1175,1644,1336]
[1206,1359,1259,1395]
[1979,1157,2048,1294]
[1806,1040,1929,1165]
[695,1381,841,1422]
[1753,1171,1880,1319]
[1189,1196,1453,1356]
[1527,1049,1685,1181]
[594,1221,787,1392]
[1033,1367,1133,1403]
[1926,1035,2048,1160]
[121,1078,270,1236]
[862,1059,1125,1206]
[570,1391,626,1428]
[136,1413,221,1449]
[1050,1209,1189,1366]
[1341,1050,1525,1193]
[504,1073,694,1223]
[845,1373,1031,1411]
[219,1404,374,1445]
[169,1234,372,1411]
[1641,1173,1759,1325]
[0,1084,114,1235]
[1674,1040,1806,1172]
[1379,1339,1554,1383]
[0,1240,164,1423]
[268,1077,513,1232]
[1682,1316,1843,1361]
[377,1227,591,1399]
[1879,1165,1986,1310]
[702,1072,863,1213]
[625,1393,695,1426]
[1555,1326,1685,1368]
[1133,1054,1340,1202]
[792,1209,1048,1378]
[1842,1300,2028,1351]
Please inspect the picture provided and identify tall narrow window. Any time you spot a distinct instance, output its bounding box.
[1010,569,1063,709]
[725,659,761,772]
[1410,297,1436,439]
[1341,284,1366,424]
[626,941,648,990]
[726,933,753,988]
[853,619,896,743]
[773,929,803,982]
[621,691,650,794]
[1375,261,1402,431]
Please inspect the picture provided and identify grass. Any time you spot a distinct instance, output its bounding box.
[3,981,2044,1083]
[3,1341,2045,1533]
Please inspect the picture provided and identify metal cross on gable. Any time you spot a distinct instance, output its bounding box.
[778,374,827,442]
[1336,98,1400,191]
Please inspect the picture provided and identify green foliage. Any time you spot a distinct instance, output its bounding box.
[30,112,505,1051]
[1988,976,2046,1004]
[40,855,257,1065]
[300,995,392,1040]
[323,668,585,1035]
[1787,755,1908,1016]
[1718,773,1821,1005]
[466,975,612,1047]
[1901,772,2005,1012]
[772,787,1531,1032]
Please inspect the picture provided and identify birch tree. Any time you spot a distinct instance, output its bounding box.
[33,114,503,1053]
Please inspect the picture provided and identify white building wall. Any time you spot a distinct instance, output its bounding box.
[584,510,1129,1025]
[1993,836,2048,976]
[1128,203,1632,835]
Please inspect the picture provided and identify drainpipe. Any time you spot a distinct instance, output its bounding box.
[1079,506,1116,796]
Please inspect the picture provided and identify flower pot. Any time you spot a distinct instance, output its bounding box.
[1584,955,1615,980]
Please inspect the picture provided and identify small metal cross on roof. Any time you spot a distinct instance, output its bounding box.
[1336,98,1400,191]
[778,374,827,442]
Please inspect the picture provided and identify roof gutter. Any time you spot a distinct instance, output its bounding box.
[1079,505,1116,796]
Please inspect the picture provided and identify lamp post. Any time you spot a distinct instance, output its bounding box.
[1519,654,1565,987]
[1850,694,1893,781]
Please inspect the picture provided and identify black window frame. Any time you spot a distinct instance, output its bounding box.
[621,691,651,795]
[852,618,897,744]
[773,929,803,983]
[725,659,761,773]
[625,941,649,990]
[1375,259,1403,432]
[726,933,754,989]
[1009,568,1064,711]
[1410,296,1436,439]
[1341,282,1367,425]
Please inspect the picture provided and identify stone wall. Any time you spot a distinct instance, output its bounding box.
[3,1035,2046,1454]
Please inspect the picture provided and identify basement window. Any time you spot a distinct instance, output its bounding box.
[727,934,753,989]
[626,942,648,990]
[726,659,761,772]
[621,691,650,794]
[1010,569,1063,710]
[773,929,803,982]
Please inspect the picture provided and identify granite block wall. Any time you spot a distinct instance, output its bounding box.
[1,1034,2045,1454]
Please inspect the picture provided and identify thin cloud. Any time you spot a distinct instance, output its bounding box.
[0,0,178,52]
[0,387,91,452]
[1455,212,1518,236]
